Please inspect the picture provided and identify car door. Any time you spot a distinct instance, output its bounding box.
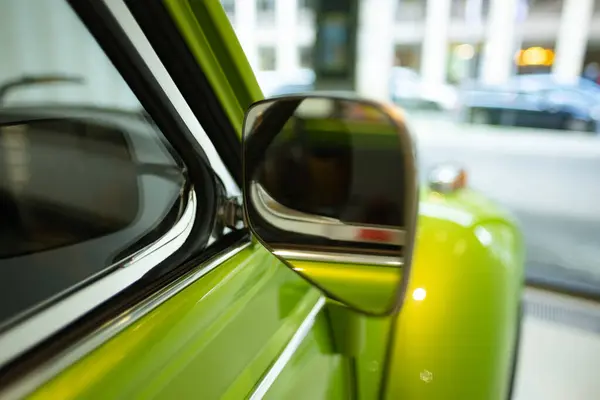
[0,1,354,399]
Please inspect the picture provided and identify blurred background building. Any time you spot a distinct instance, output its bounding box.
[222,0,600,90]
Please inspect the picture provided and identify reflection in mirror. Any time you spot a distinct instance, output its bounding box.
[243,95,418,315]
[0,119,139,257]
[0,118,187,261]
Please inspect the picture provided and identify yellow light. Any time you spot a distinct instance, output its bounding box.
[517,47,555,67]
[455,44,475,60]
[544,49,555,66]
[412,288,427,301]
[523,47,546,65]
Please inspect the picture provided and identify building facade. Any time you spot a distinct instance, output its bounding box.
[222,0,600,98]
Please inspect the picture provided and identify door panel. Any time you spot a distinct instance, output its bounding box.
[262,312,352,400]
[30,240,351,399]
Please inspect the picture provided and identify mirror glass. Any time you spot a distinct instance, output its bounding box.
[243,95,417,314]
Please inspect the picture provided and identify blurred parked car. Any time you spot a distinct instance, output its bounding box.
[457,74,600,133]
[390,67,458,111]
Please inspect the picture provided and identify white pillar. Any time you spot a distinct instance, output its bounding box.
[553,0,594,84]
[420,0,452,86]
[481,0,519,85]
[235,0,257,69]
[276,0,299,73]
[356,0,396,100]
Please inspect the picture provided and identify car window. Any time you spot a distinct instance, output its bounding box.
[0,0,189,330]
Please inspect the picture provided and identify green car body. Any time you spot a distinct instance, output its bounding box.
[0,1,524,399]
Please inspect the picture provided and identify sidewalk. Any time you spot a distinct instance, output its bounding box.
[514,289,600,400]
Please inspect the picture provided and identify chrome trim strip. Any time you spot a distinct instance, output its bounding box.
[0,190,197,369]
[103,0,240,198]
[248,296,326,400]
[273,249,403,267]
[251,182,405,246]
[253,182,341,225]
[0,241,251,400]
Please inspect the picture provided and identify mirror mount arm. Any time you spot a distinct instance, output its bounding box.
[218,196,245,230]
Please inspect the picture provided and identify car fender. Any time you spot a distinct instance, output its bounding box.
[384,189,525,399]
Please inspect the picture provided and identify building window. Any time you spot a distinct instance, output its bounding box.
[528,0,563,16]
[451,0,492,22]
[298,0,311,10]
[258,46,277,70]
[257,0,275,13]
[221,0,235,17]
[298,0,314,24]
[299,46,312,68]
[257,0,276,25]
[396,0,426,21]
[394,44,421,70]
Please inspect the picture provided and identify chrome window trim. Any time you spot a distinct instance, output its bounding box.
[0,190,197,368]
[103,0,240,198]
[248,296,326,400]
[0,240,251,400]
[273,249,403,267]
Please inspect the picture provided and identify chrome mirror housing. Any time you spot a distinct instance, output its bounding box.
[242,94,418,315]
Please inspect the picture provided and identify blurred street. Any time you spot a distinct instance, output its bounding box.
[411,113,600,291]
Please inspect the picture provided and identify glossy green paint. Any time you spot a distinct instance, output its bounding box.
[384,188,524,399]
[164,0,263,133]
[275,118,399,149]
[261,309,352,400]
[30,243,351,399]
[290,261,401,315]
[287,118,398,137]
[354,314,394,399]
[162,2,525,399]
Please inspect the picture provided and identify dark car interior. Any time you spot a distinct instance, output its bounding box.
[0,108,188,330]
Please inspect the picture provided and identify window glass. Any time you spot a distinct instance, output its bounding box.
[257,0,276,25]
[0,0,189,328]
[258,46,277,71]
[297,0,313,24]
[298,0,310,10]
[299,46,313,69]
[221,0,235,17]
[396,0,426,22]
[257,0,275,13]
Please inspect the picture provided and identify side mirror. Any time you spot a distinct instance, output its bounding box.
[242,94,418,315]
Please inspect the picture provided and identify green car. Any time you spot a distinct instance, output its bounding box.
[0,1,524,399]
